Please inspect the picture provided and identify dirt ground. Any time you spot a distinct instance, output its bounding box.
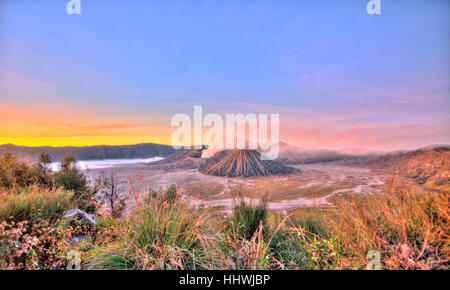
[87,160,386,214]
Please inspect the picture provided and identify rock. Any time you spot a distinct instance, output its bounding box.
[68,235,88,245]
[63,209,97,225]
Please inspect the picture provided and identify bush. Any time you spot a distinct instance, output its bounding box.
[53,153,95,212]
[0,153,33,188]
[0,220,74,270]
[0,151,95,213]
[164,184,178,204]
[0,218,112,270]
[0,152,53,188]
[232,196,268,240]
[269,216,334,270]
[54,153,88,193]
[268,228,306,269]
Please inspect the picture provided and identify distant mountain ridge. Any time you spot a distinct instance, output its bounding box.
[148,148,231,171]
[366,145,450,186]
[0,143,176,162]
[276,142,373,164]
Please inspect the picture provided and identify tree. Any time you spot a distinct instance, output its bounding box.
[54,153,94,212]
[95,170,126,218]
[60,153,77,171]
[38,152,52,174]
[55,153,88,193]
[31,151,53,185]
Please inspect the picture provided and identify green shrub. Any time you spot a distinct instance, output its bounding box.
[0,153,33,188]
[54,153,88,193]
[0,151,95,213]
[232,197,268,239]
[269,228,309,269]
[53,153,95,212]
[164,184,178,204]
[269,216,334,270]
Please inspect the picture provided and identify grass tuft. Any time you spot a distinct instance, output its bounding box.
[0,186,73,224]
[87,188,212,269]
[231,195,268,240]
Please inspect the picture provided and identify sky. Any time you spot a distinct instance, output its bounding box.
[0,0,449,151]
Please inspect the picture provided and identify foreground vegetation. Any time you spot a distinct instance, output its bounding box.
[0,152,448,270]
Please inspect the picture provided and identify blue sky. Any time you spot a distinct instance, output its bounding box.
[0,0,449,149]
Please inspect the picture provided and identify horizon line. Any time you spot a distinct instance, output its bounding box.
[1,142,449,154]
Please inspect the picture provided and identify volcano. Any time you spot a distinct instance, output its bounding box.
[201,149,299,177]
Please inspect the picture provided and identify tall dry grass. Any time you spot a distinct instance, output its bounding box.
[0,185,73,224]
[87,186,214,269]
[328,179,449,269]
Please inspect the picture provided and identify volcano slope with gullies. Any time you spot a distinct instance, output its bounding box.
[200,149,299,177]
[146,148,299,178]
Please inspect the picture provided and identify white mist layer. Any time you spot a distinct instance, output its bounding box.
[50,157,164,171]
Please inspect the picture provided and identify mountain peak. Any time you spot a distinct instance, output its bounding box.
[201,149,299,177]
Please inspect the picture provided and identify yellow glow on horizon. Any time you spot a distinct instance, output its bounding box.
[0,102,176,147]
[0,136,172,147]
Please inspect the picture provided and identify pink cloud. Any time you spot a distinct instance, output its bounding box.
[281,122,450,151]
